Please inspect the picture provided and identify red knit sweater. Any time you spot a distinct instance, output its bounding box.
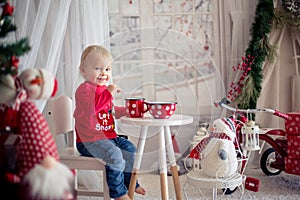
[73,82,126,142]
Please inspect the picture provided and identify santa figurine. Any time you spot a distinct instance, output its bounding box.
[0,68,74,200]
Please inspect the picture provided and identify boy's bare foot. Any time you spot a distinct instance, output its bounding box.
[115,194,131,200]
[135,186,146,195]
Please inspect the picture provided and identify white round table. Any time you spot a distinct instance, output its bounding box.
[120,114,193,200]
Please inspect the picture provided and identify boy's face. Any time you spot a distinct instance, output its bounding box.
[81,51,112,86]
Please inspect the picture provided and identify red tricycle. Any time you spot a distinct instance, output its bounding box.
[215,98,300,177]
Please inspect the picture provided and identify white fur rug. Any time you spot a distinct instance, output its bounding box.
[134,168,300,200]
[78,166,300,200]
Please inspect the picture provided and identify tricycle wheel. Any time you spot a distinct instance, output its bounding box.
[260,148,282,176]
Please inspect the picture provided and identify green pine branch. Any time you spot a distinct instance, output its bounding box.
[234,0,275,110]
[0,16,16,37]
[0,38,30,58]
[0,0,31,76]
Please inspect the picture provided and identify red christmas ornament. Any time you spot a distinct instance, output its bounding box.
[11,56,19,67]
[2,2,14,16]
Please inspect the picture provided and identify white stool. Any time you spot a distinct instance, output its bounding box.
[183,158,246,200]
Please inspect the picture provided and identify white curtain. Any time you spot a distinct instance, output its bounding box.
[291,32,300,112]
[256,27,287,129]
[12,0,110,110]
[220,0,257,90]
[256,27,300,130]
[12,0,110,191]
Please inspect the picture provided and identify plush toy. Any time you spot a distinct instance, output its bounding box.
[0,68,74,199]
[211,116,237,141]
[189,132,238,178]
[189,117,239,178]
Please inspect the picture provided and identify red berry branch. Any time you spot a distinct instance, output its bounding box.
[227,55,254,102]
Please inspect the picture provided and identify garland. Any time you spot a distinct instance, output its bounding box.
[275,0,300,31]
[283,0,300,20]
[230,0,300,110]
[232,0,275,109]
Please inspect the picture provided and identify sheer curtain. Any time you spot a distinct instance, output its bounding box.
[256,28,287,129]
[12,0,110,110]
[223,0,257,92]
[12,0,110,191]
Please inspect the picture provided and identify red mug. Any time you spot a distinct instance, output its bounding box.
[146,101,177,119]
[125,97,148,118]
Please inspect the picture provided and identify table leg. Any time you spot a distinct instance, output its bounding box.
[159,126,169,200]
[212,188,217,200]
[128,126,148,199]
[164,126,182,200]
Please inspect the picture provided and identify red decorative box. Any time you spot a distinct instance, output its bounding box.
[275,137,287,164]
[285,157,300,175]
[287,135,300,158]
[285,112,300,135]
[245,177,260,192]
[276,137,287,149]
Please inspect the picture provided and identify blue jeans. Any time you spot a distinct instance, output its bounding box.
[76,137,139,198]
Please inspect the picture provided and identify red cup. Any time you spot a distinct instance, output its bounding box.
[125,97,148,118]
[146,101,177,119]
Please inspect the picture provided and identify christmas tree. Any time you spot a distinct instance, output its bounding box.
[0,0,30,77]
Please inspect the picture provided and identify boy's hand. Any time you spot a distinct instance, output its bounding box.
[107,84,121,94]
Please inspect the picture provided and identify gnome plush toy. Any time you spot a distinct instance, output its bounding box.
[0,68,74,200]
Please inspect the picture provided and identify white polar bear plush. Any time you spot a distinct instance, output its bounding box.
[200,137,238,178]
[189,131,238,178]
[211,117,236,141]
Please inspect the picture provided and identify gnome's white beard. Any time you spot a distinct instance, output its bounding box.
[23,162,74,199]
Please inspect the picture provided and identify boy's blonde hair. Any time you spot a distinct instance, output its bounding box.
[80,45,113,70]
